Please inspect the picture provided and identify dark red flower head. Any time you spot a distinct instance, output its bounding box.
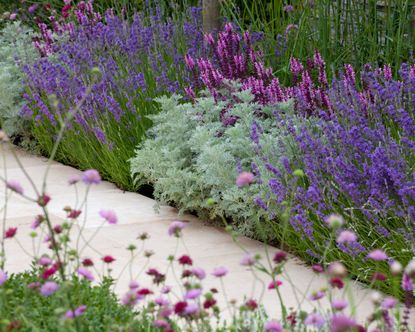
[174,301,188,314]
[330,277,345,289]
[37,194,51,207]
[245,299,258,310]
[82,258,94,266]
[273,250,288,264]
[67,210,82,219]
[4,227,17,239]
[102,255,115,264]
[178,255,193,266]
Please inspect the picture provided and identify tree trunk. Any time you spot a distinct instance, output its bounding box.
[202,0,221,33]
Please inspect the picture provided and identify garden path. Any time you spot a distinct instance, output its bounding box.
[0,145,409,324]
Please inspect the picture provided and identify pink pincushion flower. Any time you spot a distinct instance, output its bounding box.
[211,266,228,278]
[191,267,206,280]
[336,230,357,244]
[161,285,172,294]
[331,299,348,311]
[236,172,255,187]
[154,297,169,306]
[9,13,17,20]
[68,175,80,185]
[121,291,138,306]
[38,256,52,266]
[304,313,325,328]
[309,290,325,301]
[330,315,358,332]
[0,270,7,285]
[77,267,94,281]
[184,288,202,300]
[65,305,87,319]
[40,281,59,296]
[129,280,139,289]
[184,302,198,315]
[153,320,170,328]
[99,209,118,224]
[6,180,23,195]
[82,169,101,185]
[168,220,185,237]
[240,253,256,266]
[264,320,282,332]
[367,249,388,261]
[381,297,397,309]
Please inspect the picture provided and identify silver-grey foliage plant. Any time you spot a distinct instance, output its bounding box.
[0,21,37,145]
[130,85,316,241]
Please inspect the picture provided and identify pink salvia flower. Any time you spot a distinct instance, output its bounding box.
[99,209,118,224]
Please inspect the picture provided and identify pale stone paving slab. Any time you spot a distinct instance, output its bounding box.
[0,146,412,325]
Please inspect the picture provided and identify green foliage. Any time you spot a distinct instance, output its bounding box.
[130,86,305,241]
[0,271,147,331]
[0,21,37,149]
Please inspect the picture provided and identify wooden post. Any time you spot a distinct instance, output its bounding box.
[202,0,221,33]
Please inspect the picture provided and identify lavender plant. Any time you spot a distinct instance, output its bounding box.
[254,63,415,293]
[21,4,203,190]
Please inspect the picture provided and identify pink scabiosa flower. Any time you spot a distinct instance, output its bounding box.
[184,302,198,315]
[309,290,325,301]
[77,267,94,281]
[65,305,87,319]
[38,256,52,266]
[81,169,101,185]
[331,299,348,311]
[0,270,7,285]
[40,281,59,296]
[121,291,138,306]
[264,320,282,332]
[268,280,283,290]
[285,24,298,34]
[191,267,206,280]
[129,280,139,289]
[168,220,185,237]
[367,249,388,261]
[240,253,256,266]
[153,320,170,329]
[9,13,17,20]
[304,313,325,328]
[31,215,44,229]
[381,297,397,310]
[28,4,38,14]
[184,288,202,300]
[336,230,357,244]
[161,285,172,294]
[68,175,80,185]
[99,209,117,224]
[6,180,23,195]
[330,315,358,332]
[154,296,169,306]
[211,266,228,278]
[312,264,324,273]
[236,171,255,187]
[4,227,17,239]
